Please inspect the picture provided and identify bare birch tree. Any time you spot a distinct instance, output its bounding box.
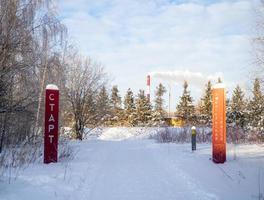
[0,0,66,152]
[65,55,107,140]
[253,1,264,84]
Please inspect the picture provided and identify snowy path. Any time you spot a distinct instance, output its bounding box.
[1,138,264,200]
[83,140,216,200]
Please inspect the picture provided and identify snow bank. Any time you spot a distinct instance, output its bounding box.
[92,127,212,142]
[98,127,161,141]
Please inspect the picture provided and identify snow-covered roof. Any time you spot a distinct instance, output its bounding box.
[212,83,225,89]
[46,84,59,90]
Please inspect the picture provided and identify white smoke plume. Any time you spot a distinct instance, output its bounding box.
[149,70,223,87]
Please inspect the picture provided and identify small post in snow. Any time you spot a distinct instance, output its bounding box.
[44,84,59,164]
[191,126,196,151]
[212,83,226,164]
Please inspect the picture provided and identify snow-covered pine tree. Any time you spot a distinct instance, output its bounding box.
[152,83,167,125]
[123,88,137,126]
[96,86,111,125]
[229,85,246,128]
[135,90,152,126]
[109,85,123,126]
[176,81,195,124]
[199,81,212,125]
[226,97,231,124]
[247,78,264,130]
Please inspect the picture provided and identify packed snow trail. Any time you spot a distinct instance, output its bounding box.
[83,140,216,200]
[1,131,263,200]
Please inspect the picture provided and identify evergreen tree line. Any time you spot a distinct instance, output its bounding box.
[96,84,167,127]
[98,79,264,138]
[198,78,264,131]
[177,78,264,142]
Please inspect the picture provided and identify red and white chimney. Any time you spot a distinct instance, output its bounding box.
[146,75,150,101]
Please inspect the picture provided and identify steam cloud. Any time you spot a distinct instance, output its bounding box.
[149,70,223,87]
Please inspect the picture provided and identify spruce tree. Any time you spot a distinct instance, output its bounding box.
[200,81,212,125]
[229,85,246,127]
[247,78,264,129]
[96,86,110,124]
[84,94,98,127]
[176,81,195,124]
[153,83,167,122]
[110,85,122,109]
[123,88,136,126]
[110,85,122,125]
[135,90,152,126]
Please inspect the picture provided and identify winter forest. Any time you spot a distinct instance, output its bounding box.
[1,0,264,200]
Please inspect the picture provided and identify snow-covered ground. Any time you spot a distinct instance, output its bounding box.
[1,128,264,200]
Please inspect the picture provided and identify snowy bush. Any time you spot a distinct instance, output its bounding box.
[153,126,212,143]
[153,125,264,144]
[0,135,73,183]
[0,137,42,183]
[58,137,74,161]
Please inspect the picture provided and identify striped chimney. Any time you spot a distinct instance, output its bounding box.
[146,75,150,101]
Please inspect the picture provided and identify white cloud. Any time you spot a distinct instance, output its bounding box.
[57,0,257,109]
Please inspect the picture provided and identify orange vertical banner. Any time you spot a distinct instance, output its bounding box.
[212,84,226,163]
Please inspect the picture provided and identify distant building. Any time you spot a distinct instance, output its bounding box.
[164,117,185,127]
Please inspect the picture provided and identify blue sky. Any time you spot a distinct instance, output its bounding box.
[57,0,259,111]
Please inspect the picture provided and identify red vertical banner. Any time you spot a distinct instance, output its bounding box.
[212,84,226,163]
[44,84,59,164]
